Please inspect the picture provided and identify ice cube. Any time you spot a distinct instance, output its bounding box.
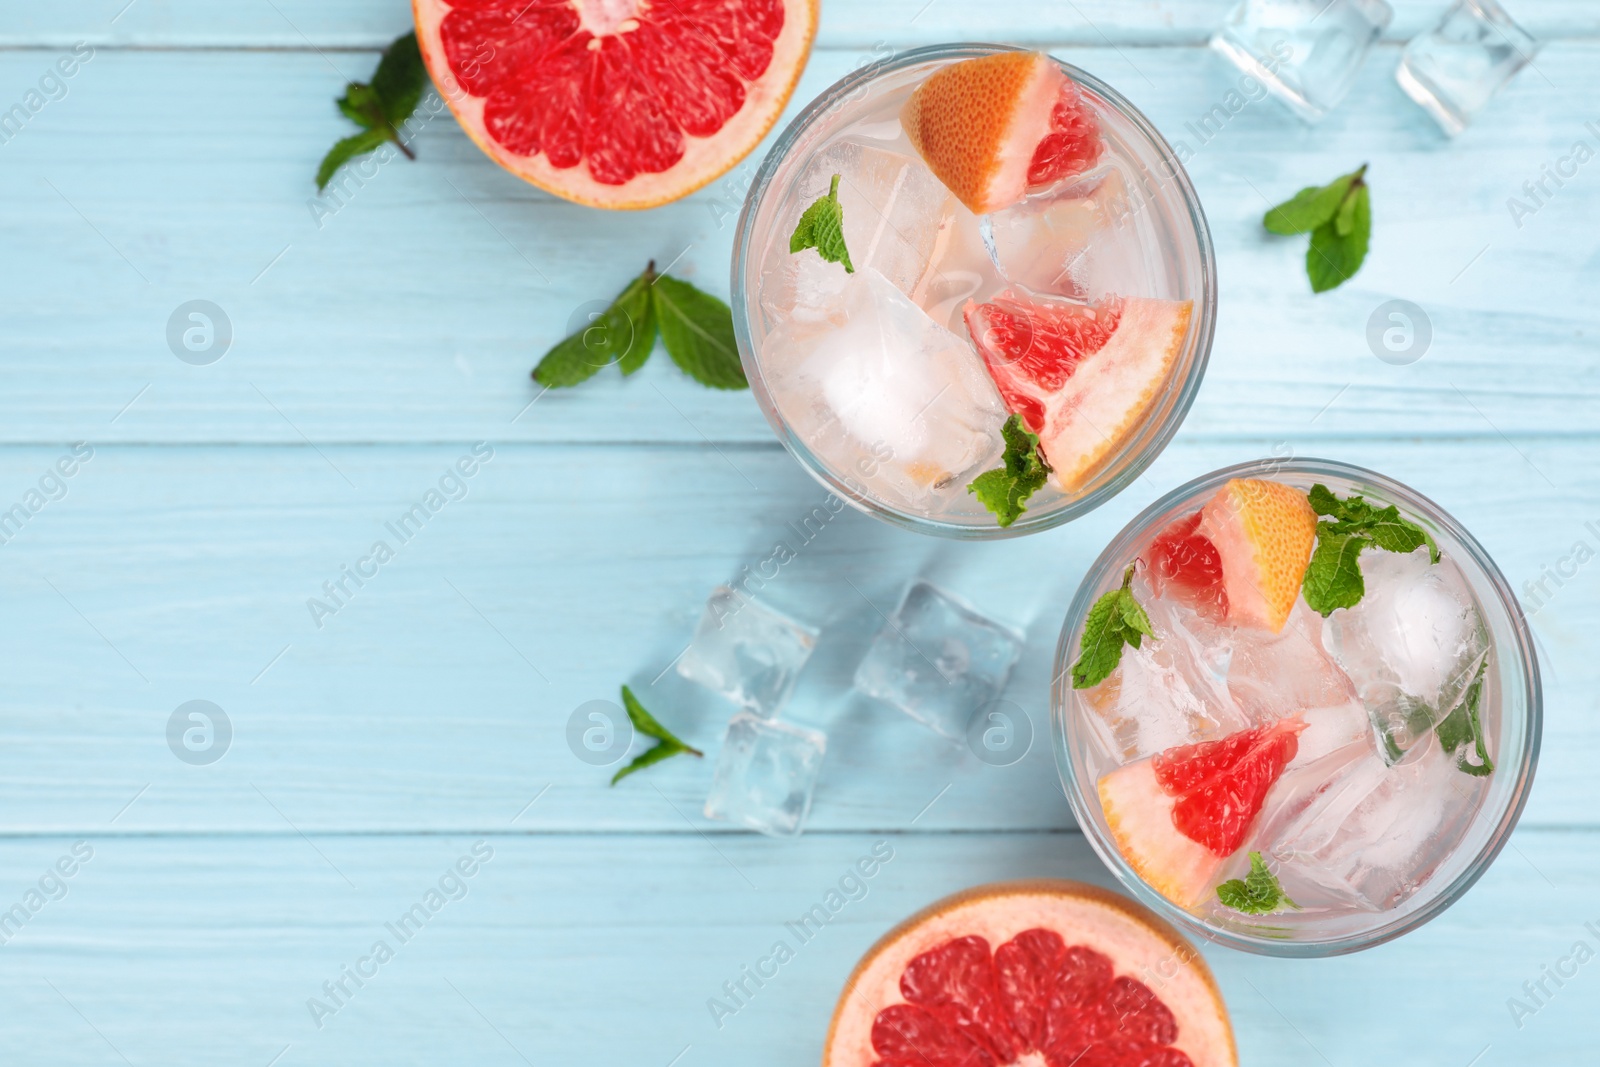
[854,580,1024,741]
[762,268,1007,507]
[1326,548,1487,762]
[677,586,818,717]
[1263,736,1483,911]
[1211,0,1392,123]
[1227,598,1359,723]
[983,167,1137,300]
[1396,0,1539,136]
[1082,588,1249,762]
[910,202,1007,334]
[704,713,826,837]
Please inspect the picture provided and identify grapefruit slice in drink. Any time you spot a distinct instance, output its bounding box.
[902,51,1104,215]
[1148,511,1228,623]
[413,0,817,208]
[1099,718,1304,909]
[964,290,1193,491]
[822,880,1237,1067]
[1197,479,1317,633]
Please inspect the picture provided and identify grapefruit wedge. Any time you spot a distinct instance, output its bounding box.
[822,880,1237,1067]
[413,0,817,208]
[1099,719,1304,909]
[1196,479,1317,633]
[902,51,1103,215]
[965,290,1192,490]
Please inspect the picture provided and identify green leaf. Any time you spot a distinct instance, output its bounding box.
[1118,590,1154,643]
[337,83,382,128]
[967,414,1051,527]
[651,274,747,390]
[790,173,855,273]
[1071,565,1153,689]
[611,685,702,786]
[1366,509,1437,560]
[1263,173,1355,235]
[1302,526,1367,617]
[1217,852,1299,915]
[1308,484,1441,564]
[371,30,425,127]
[533,266,660,387]
[1306,211,1368,293]
[1436,660,1494,776]
[315,128,389,191]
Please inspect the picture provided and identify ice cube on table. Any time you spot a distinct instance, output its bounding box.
[983,167,1137,300]
[1396,0,1540,136]
[854,580,1024,741]
[1326,548,1487,762]
[704,713,827,837]
[762,268,1007,507]
[1227,598,1359,724]
[1263,736,1483,911]
[677,586,818,718]
[1211,0,1392,123]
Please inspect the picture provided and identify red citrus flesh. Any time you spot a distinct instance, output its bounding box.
[1151,718,1305,857]
[1147,512,1227,622]
[823,881,1236,1067]
[1028,79,1104,189]
[413,0,817,208]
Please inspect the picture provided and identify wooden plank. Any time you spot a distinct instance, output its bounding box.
[0,43,1592,445]
[0,828,1586,1064]
[0,436,1588,834]
[5,1,1598,48]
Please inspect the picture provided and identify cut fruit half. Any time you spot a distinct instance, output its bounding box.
[413,0,818,209]
[1197,479,1317,633]
[822,880,1237,1067]
[1147,511,1227,622]
[902,51,1103,215]
[1100,719,1304,909]
[965,290,1192,490]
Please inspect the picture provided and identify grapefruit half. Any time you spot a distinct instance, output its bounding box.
[413,0,817,208]
[965,290,1193,491]
[822,880,1236,1067]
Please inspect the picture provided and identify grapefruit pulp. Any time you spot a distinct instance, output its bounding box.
[964,290,1193,491]
[823,881,1236,1067]
[902,51,1104,215]
[1147,511,1227,622]
[1099,719,1304,909]
[1196,479,1317,633]
[413,0,818,208]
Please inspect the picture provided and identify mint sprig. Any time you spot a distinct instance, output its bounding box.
[1435,657,1494,777]
[533,262,747,390]
[611,685,703,786]
[1263,165,1370,293]
[1070,564,1155,689]
[789,174,854,273]
[1302,483,1440,616]
[968,415,1051,527]
[317,31,425,191]
[1216,851,1299,915]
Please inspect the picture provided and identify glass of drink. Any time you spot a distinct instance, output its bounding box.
[732,44,1216,538]
[1051,458,1540,955]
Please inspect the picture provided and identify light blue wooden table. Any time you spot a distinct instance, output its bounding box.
[0,1,1595,1063]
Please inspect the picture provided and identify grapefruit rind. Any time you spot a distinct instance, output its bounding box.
[1197,479,1317,633]
[821,879,1237,1067]
[1099,762,1228,911]
[412,0,818,209]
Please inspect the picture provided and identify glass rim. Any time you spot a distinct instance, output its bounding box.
[730,42,1218,541]
[1049,457,1544,956]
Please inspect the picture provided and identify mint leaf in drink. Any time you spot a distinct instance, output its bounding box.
[1303,484,1444,615]
[1436,659,1494,776]
[1302,525,1367,617]
[611,685,703,785]
[1263,165,1370,293]
[790,173,855,273]
[652,274,748,390]
[968,414,1051,527]
[316,31,425,190]
[1216,851,1299,915]
[1071,565,1155,689]
[534,264,660,387]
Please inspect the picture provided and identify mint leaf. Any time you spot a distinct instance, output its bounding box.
[317,31,424,189]
[1264,166,1370,293]
[1263,173,1355,235]
[790,173,855,273]
[1302,525,1366,617]
[1217,852,1298,915]
[1071,565,1154,689]
[1436,659,1494,776]
[652,274,747,390]
[611,685,703,785]
[1307,210,1367,293]
[533,265,660,387]
[967,414,1051,527]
